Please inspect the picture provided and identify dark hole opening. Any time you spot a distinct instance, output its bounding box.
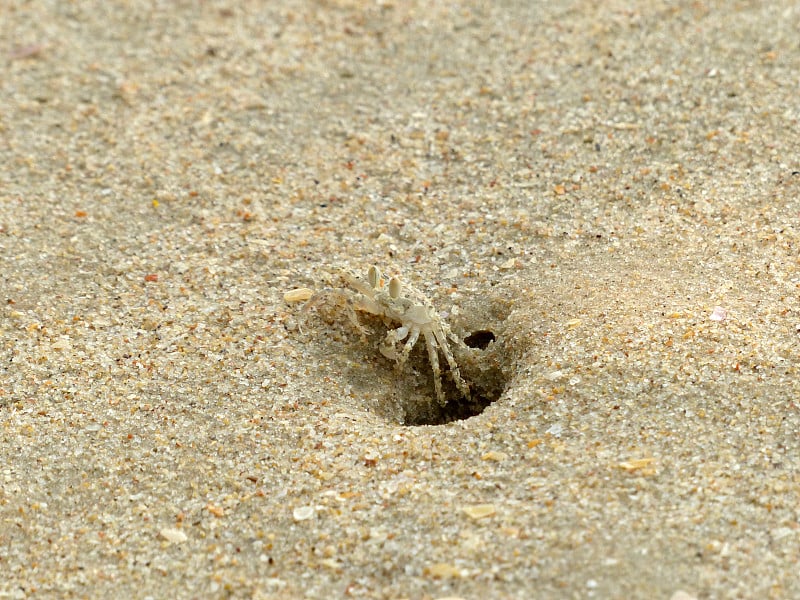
[463,329,496,349]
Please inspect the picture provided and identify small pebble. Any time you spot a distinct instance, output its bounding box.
[425,563,462,579]
[284,288,314,303]
[481,451,508,462]
[51,336,72,351]
[709,306,727,321]
[159,528,188,544]
[461,504,496,520]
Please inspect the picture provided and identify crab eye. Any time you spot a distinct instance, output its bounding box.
[367,266,381,289]
[388,277,401,299]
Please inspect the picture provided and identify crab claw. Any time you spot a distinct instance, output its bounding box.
[379,344,398,360]
[379,326,409,360]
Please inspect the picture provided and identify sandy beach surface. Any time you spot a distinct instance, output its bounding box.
[2,1,800,598]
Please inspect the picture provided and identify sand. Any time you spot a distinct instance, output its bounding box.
[2,1,799,598]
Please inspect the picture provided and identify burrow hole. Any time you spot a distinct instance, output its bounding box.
[304,299,511,426]
[397,327,509,426]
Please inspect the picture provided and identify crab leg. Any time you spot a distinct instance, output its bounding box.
[446,327,471,351]
[432,327,471,401]
[352,295,385,317]
[301,288,367,336]
[424,333,446,406]
[341,270,379,299]
[396,326,420,366]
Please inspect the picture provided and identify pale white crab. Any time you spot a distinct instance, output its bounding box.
[306,266,471,406]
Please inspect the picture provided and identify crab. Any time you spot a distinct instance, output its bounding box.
[304,265,471,406]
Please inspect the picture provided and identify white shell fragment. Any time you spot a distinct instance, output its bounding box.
[293,505,315,521]
[709,306,727,322]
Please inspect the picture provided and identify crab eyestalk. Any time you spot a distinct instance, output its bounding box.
[368,265,381,290]
[388,277,402,299]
